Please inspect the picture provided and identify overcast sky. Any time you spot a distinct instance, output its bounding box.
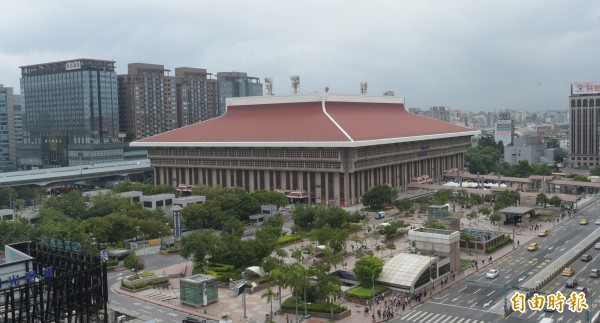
[2,0,600,111]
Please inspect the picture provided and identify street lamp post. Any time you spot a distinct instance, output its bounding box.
[135,226,145,269]
[371,267,378,307]
[203,282,208,314]
[241,272,247,319]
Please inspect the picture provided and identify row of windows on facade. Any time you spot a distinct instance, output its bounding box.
[571,98,600,108]
[153,148,340,158]
[153,158,342,169]
[357,138,470,157]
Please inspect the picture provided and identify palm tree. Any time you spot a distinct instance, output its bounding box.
[261,287,276,322]
[269,266,289,312]
[318,274,343,320]
[291,248,303,264]
[287,264,310,316]
[275,248,289,265]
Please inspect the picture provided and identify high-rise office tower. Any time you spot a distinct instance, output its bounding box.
[216,72,263,115]
[19,59,124,168]
[0,85,14,170]
[175,67,218,126]
[569,82,600,169]
[495,110,513,147]
[118,63,177,140]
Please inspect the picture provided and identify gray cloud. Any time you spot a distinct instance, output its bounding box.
[2,0,600,111]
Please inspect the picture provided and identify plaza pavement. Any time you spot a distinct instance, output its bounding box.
[114,195,595,323]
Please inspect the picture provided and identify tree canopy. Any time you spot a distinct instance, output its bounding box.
[361,185,397,210]
[353,255,384,286]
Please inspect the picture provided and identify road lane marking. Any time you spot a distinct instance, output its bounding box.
[424,313,439,322]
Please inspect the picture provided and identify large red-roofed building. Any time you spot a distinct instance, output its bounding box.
[132,93,477,206]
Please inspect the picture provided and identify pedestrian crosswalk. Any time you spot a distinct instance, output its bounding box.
[399,310,493,323]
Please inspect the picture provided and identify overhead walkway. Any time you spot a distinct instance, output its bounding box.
[0,160,152,188]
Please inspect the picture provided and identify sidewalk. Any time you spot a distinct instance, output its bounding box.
[113,198,596,323]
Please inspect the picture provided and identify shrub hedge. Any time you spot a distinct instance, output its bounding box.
[345,284,389,300]
[485,236,512,253]
[275,234,303,246]
[281,297,346,314]
[121,276,169,290]
[106,259,118,267]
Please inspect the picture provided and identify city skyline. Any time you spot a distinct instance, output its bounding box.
[2,1,600,111]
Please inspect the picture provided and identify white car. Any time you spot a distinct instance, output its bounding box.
[486,269,499,279]
[595,219,600,225]
[595,243,600,250]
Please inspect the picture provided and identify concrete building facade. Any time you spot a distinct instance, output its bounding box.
[118,63,177,140]
[132,94,477,206]
[175,67,218,126]
[569,82,600,169]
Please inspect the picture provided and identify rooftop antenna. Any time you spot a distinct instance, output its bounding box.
[360,81,368,95]
[264,77,273,95]
[291,75,300,94]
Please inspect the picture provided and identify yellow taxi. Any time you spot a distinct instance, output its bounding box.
[562,267,575,276]
[538,229,549,237]
[527,243,539,251]
[580,219,589,225]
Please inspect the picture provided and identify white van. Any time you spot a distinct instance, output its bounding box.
[539,318,554,323]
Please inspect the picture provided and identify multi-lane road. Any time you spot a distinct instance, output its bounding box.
[107,247,192,323]
[396,202,600,323]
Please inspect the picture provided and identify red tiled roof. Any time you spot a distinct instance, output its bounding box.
[325,102,471,141]
[134,94,476,147]
[139,101,347,143]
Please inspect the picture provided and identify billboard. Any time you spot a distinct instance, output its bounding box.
[572,82,600,95]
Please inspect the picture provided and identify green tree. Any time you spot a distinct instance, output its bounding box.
[536,193,549,207]
[592,165,600,177]
[249,190,288,208]
[494,190,520,210]
[573,175,590,182]
[466,211,479,227]
[321,247,345,270]
[353,255,384,286]
[291,204,317,230]
[124,252,145,275]
[361,185,397,210]
[315,270,343,320]
[261,287,276,322]
[394,198,413,215]
[461,232,473,255]
[43,191,88,219]
[480,207,491,217]
[469,194,484,210]
[287,264,311,315]
[86,192,130,218]
[191,184,231,200]
[269,266,289,311]
[179,230,223,263]
[489,213,502,225]
[531,163,553,176]
[181,201,220,228]
[465,146,502,174]
[432,189,453,205]
[0,219,33,247]
[549,196,562,207]
[386,241,396,256]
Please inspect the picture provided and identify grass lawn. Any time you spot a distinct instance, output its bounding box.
[460,259,473,268]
